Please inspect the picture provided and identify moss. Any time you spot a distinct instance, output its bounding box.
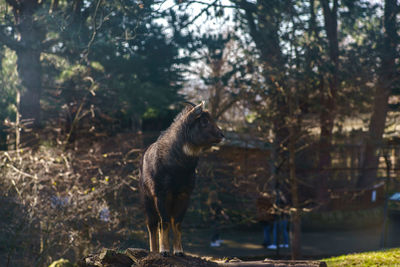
[323,248,400,267]
[48,258,74,267]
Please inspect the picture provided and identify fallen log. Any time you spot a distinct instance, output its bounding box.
[219,259,327,267]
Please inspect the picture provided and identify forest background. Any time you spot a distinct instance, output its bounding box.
[0,0,399,266]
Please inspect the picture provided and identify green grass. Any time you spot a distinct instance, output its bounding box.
[323,248,400,266]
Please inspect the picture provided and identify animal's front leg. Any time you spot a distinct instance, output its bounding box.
[171,218,183,256]
[158,219,170,256]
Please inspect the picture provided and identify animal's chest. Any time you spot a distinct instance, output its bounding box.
[162,164,196,193]
[149,155,198,194]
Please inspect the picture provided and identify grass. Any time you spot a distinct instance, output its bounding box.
[323,248,400,266]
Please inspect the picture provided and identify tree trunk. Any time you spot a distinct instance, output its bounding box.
[357,0,398,188]
[291,208,301,260]
[5,0,43,127]
[0,126,7,150]
[289,103,301,259]
[239,1,301,257]
[16,48,42,127]
[317,98,334,203]
[317,0,339,204]
[241,0,289,157]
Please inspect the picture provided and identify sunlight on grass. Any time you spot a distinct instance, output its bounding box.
[323,248,400,267]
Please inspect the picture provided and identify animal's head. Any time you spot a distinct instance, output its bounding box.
[183,101,224,148]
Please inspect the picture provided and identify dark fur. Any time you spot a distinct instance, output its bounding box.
[139,103,224,256]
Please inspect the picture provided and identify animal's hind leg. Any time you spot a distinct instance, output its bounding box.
[171,193,190,256]
[155,196,172,256]
[144,197,159,252]
[147,220,159,252]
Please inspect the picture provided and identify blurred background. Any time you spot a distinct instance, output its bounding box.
[1,0,400,266]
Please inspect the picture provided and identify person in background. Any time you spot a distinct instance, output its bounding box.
[256,186,275,248]
[207,189,229,247]
[269,184,290,249]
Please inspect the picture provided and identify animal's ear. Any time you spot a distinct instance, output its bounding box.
[181,101,196,114]
[193,101,204,116]
[187,101,204,120]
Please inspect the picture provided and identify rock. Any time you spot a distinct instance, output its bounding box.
[79,248,218,267]
[78,248,134,267]
[125,248,149,264]
[228,257,242,263]
[134,252,219,267]
[79,248,327,267]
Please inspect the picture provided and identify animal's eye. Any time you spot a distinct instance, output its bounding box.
[200,117,209,127]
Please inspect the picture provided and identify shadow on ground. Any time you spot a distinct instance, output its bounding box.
[182,214,400,260]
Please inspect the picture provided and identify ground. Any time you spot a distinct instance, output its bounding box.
[180,219,400,260]
[76,221,400,267]
[78,248,219,267]
[322,248,400,267]
[78,248,326,267]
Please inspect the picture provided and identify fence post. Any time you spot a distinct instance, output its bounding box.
[380,152,391,248]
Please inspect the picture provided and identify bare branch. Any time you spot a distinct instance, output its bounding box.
[7,163,38,180]
[180,0,218,29]
[181,0,236,9]
[215,97,239,120]
[83,0,104,62]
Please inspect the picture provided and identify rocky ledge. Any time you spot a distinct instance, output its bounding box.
[77,248,327,267]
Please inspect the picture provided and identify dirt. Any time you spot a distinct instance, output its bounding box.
[136,253,219,267]
[78,248,328,267]
[78,248,218,267]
